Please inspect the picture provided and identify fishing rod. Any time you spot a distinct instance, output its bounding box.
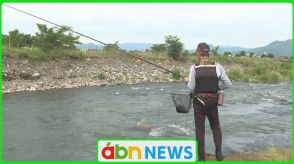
[3,4,184,78]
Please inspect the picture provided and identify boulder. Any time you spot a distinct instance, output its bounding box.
[32,72,41,79]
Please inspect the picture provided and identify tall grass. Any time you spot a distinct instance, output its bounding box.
[185,54,291,83]
[48,49,84,59]
[2,46,47,63]
[2,46,85,61]
[224,56,291,83]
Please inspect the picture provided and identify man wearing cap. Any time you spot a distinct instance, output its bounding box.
[184,42,232,161]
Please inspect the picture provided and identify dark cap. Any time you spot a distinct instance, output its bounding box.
[196,42,210,54]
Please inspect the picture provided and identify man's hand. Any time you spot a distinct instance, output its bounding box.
[181,77,189,83]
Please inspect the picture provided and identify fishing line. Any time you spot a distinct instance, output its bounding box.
[3,4,184,78]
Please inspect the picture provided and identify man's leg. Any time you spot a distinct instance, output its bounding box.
[193,100,206,161]
[206,105,224,161]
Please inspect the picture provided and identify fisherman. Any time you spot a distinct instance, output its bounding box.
[184,42,232,161]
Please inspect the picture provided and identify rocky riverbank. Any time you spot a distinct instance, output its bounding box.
[2,56,190,94]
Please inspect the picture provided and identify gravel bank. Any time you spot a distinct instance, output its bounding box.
[2,56,190,93]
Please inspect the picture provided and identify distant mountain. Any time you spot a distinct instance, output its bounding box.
[75,42,152,51]
[75,43,102,50]
[218,46,251,54]
[209,40,292,57]
[206,45,251,54]
[247,39,292,57]
[118,43,152,51]
[76,39,292,57]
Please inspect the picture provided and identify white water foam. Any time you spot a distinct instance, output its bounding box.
[148,127,165,137]
[167,124,190,135]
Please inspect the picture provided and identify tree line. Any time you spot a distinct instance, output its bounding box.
[2,24,80,51]
[2,24,188,60]
[3,24,275,60]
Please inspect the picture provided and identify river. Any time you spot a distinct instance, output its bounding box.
[2,82,292,160]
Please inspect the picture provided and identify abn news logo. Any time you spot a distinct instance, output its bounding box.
[97,138,197,162]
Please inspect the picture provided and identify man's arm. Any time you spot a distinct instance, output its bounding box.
[217,64,232,90]
[187,65,196,91]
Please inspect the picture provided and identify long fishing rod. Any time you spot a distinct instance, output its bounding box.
[4,4,184,78]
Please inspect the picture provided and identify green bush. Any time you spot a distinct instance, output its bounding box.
[252,66,265,75]
[165,35,183,60]
[280,62,292,70]
[227,66,244,81]
[96,72,107,80]
[259,71,283,83]
[171,69,181,80]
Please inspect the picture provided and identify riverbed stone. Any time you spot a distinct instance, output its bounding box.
[32,72,41,79]
[2,57,187,93]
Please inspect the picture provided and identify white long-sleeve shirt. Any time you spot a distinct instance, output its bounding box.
[187,63,232,91]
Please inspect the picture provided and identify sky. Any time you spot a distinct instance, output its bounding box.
[2,3,292,49]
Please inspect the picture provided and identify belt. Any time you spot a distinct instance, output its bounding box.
[190,94,205,106]
[191,93,217,107]
[192,93,217,97]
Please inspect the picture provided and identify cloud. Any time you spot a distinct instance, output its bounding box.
[2,3,292,49]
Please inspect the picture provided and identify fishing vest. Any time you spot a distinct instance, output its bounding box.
[194,62,219,93]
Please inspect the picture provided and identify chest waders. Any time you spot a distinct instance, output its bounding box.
[193,62,223,161]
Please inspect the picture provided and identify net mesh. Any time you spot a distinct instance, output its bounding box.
[170,91,192,113]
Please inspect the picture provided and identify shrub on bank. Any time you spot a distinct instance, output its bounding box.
[227,66,244,81]
[259,71,283,83]
[171,69,182,80]
[96,71,107,80]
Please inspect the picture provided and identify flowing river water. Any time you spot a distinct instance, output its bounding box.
[2,82,292,160]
